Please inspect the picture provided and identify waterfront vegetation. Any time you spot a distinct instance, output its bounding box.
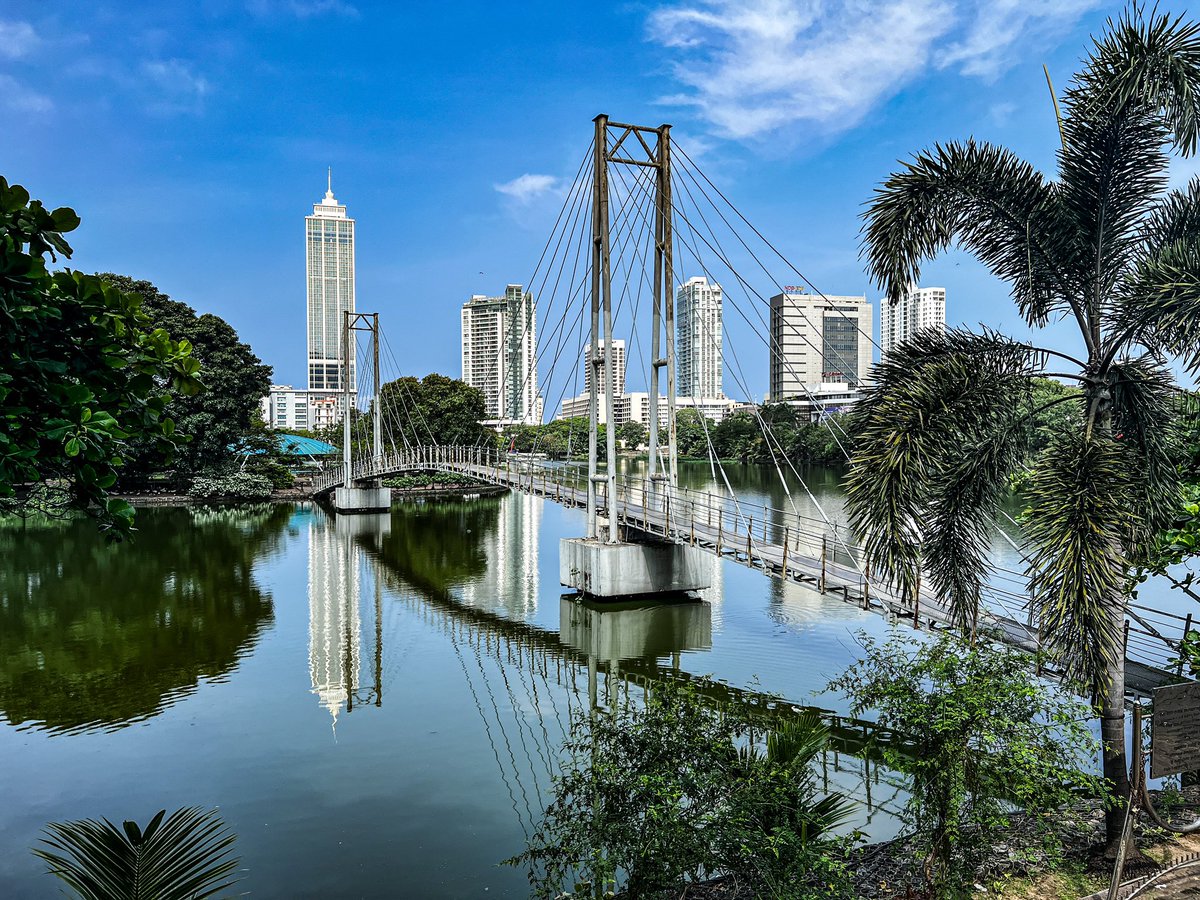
[851,4,1200,857]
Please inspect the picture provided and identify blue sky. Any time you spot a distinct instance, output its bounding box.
[3,1,1193,404]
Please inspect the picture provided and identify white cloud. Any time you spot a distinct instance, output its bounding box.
[246,0,360,19]
[0,74,52,113]
[495,174,562,204]
[0,20,39,59]
[646,0,1101,140]
[140,59,210,113]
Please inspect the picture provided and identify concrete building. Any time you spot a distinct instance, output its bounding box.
[768,290,873,402]
[677,276,723,398]
[260,385,310,431]
[461,284,541,425]
[582,339,627,397]
[306,172,355,423]
[558,392,736,427]
[880,286,946,356]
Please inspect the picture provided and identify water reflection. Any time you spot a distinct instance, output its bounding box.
[308,513,389,724]
[559,597,712,663]
[0,506,289,735]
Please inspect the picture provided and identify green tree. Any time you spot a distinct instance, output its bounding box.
[851,6,1200,850]
[674,407,711,458]
[617,419,647,451]
[379,373,487,447]
[99,275,271,486]
[0,178,200,537]
[829,635,1102,897]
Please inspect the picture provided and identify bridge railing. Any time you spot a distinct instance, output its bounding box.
[312,444,1192,680]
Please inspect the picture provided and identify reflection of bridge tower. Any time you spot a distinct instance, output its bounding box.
[308,513,390,725]
[461,492,542,617]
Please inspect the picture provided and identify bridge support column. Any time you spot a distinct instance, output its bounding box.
[333,484,391,514]
[560,536,710,599]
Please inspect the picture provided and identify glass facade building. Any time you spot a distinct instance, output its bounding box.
[306,177,355,399]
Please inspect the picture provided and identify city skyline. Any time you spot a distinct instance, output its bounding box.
[3,4,1166,396]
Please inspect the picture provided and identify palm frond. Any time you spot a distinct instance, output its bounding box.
[1024,431,1136,693]
[846,329,1039,618]
[1110,356,1183,548]
[1117,236,1200,371]
[33,806,240,900]
[860,140,1073,327]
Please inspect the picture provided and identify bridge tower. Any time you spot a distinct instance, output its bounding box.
[332,310,391,514]
[563,115,709,598]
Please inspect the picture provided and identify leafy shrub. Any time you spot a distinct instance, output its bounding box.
[381,472,477,489]
[245,457,295,490]
[189,473,272,501]
[506,682,855,899]
[827,633,1103,898]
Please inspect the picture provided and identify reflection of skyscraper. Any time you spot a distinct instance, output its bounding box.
[308,518,362,724]
[460,492,542,616]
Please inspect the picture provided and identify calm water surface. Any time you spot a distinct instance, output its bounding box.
[0,462,1183,896]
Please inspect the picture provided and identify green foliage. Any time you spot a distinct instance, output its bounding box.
[99,274,271,487]
[34,806,240,900]
[1129,482,1200,605]
[0,506,285,732]
[189,473,272,501]
[616,419,647,450]
[0,177,200,538]
[853,5,1200,844]
[379,373,488,447]
[499,417,588,459]
[381,472,478,489]
[506,682,855,899]
[1169,628,1200,678]
[828,634,1103,898]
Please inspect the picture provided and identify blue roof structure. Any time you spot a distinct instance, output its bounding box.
[275,434,337,456]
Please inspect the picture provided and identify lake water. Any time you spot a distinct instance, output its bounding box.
[0,462,1187,896]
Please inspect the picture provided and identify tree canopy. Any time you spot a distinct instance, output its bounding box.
[0,178,200,536]
[99,274,271,486]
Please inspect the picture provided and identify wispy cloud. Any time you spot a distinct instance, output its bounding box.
[0,74,52,113]
[246,0,360,19]
[495,173,562,204]
[140,59,210,114]
[646,0,1102,140]
[0,19,39,59]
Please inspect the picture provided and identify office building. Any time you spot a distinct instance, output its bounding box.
[582,339,627,396]
[880,286,946,356]
[461,284,541,425]
[306,172,355,421]
[677,276,723,398]
[768,290,873,402]
[260,385,310,431]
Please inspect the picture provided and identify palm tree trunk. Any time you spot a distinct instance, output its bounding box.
[1100,606,1130,854]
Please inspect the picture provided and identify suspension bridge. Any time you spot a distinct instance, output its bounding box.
[310,115,1192,698]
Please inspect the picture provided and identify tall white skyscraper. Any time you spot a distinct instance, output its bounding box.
[582,339,627,396]
[880,286,946,356]
[306,171,355,419]
[768,291,873,400]
[461,284,540,424]
[677,276,723,398]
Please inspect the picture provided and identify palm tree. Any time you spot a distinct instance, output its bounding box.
[34,807,240,899]
[850,5,1200,853]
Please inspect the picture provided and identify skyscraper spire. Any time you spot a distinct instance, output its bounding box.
[324,166,336,204]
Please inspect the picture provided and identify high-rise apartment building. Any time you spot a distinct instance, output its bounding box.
[306,173,355,419]
[880,286,946,356]
[768,290,873,401]
[581,339,627,397]
[461,284,540,425]
[677,276,723,398]
[260,385,310,431]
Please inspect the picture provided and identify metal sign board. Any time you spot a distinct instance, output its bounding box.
[1151,680,1200,778]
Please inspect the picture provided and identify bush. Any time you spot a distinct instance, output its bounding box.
[827,633,1103,898]
[506,681,855,899]
[189,473,273,502]
[244,457,295,490]
[381,472,477,489]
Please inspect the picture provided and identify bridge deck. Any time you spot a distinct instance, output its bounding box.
[311,446,1190,697]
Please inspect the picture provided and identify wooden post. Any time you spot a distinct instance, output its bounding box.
[1178,613,1194,677]
[782,526,789,579]
[862,561,870,611]
[747,517,753,562]
[690,516,695,545]
[717,509,723,554]
[819,535,827,593]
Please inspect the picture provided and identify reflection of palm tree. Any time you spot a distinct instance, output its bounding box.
[34,806,240,900]
[0,505,290,734]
